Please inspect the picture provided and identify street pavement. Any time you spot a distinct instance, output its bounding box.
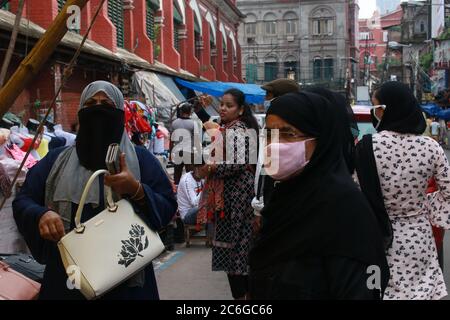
[155,243,232,300]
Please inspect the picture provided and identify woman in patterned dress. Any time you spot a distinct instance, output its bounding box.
[368,81,450,300]
[197,89,259,300]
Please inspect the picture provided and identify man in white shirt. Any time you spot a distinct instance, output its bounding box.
[177,164,204,225]
[431,119,441,142]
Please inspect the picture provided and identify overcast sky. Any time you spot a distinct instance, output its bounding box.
[359,0,377,19]
[359,0,415,19]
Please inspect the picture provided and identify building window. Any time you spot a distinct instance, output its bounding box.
[284,61,297,80]
[173,1,183,52]
[57,0,65,11]
[193,17,202,60]
[194,31,201,59]
[146,0,160,41]
[0,0,9,10]
[311,7,335,36]
[58,0,81,33]
[313,19,333,35]
[246,57,258,84]
[245,14,257,37]
[360,32,370,40]
[223,37,228,57]
[313,58,333,81]
[420,21,426,33]
[246,23,256,36]
[323,58,334,80]
[108,0,125,48]
[313,59,322,80]
[264,13,277,35]
[264,61,278,81]
[284,12,298,35]
[210,36,216,66]
[174,27,180,52]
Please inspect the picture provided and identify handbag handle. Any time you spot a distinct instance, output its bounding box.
[74,169,117,233]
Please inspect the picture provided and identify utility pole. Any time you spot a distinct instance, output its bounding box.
[382,30,390,83]
[0,0,89,118]
[0,0,25,87]
[364,34,370,86]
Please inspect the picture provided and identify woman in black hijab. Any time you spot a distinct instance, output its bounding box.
[370,82,426,134]
[355,81,450,300]
[304,87,358,174]
[249,92,389,300]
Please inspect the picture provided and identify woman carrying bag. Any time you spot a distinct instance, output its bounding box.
[13,81,177,300]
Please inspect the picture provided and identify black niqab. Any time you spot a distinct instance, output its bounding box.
[76,105,125,171]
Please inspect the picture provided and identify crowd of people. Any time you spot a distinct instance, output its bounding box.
[4,77,450,300]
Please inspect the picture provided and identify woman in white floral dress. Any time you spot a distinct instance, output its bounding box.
[369,82,450,300]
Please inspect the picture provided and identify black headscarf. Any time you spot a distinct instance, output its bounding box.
[250,92,389,289]
[304,87,357,173]
[373,81,426,134]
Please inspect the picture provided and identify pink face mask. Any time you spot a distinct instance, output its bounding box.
[264,139,315,181]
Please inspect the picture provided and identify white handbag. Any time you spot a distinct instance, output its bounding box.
[57,170,165,300]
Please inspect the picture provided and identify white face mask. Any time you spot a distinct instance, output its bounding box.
[264,98,275,110]
[371,105,386,130]
[264,139,315,181]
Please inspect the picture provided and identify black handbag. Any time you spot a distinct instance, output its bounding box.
[0,253,45,283]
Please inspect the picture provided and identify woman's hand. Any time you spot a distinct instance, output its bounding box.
[253,215,262,234]
[104,153,140,197]
[39,211,65,242]
[203,121,220,131]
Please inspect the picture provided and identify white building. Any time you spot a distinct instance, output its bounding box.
[237,0,359,92]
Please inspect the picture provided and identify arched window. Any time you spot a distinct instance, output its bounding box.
[313,57,322,81]
[246,56,258,84]
[246,14,257,36]
[311,7,335,36]
[284,56,298,80]
[323,58,334,80]
[264,13,277,36]
[264,56,278,81]
[108,0,125,48]
[284,12,298,35]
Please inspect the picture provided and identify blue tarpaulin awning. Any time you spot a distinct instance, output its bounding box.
[175,78,266,104]
[420,103,450,121]
[421,103,442,117]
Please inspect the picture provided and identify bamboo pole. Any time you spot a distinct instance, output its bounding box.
[0,0,25,87]
[0,0,89,118]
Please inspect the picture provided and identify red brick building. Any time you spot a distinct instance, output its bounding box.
[0,0,244,129]
[359,8,403,81]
